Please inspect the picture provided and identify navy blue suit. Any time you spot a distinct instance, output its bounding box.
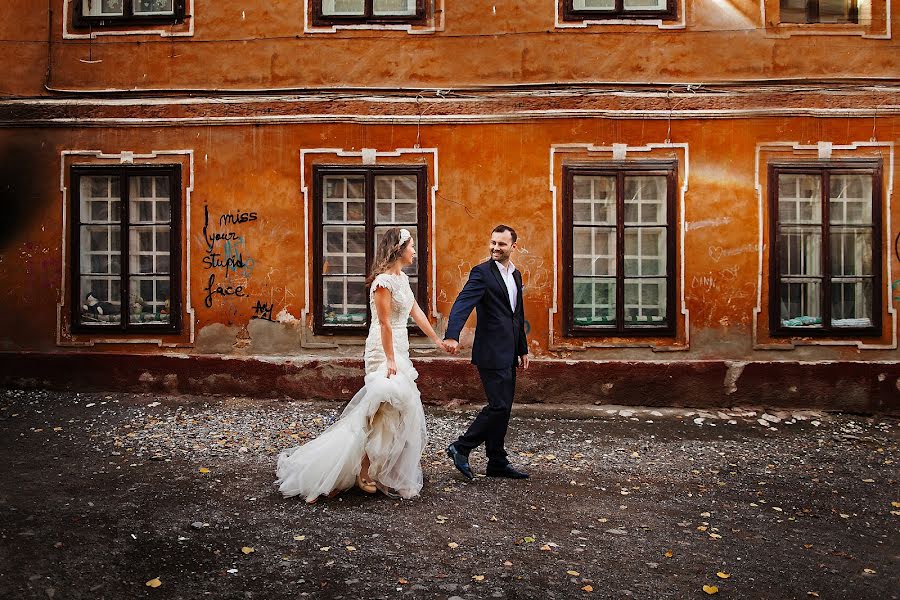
[445,260,528,468]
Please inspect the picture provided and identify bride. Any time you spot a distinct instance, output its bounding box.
[276,227,447,502]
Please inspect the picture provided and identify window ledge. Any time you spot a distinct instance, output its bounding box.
[64,0,195,39]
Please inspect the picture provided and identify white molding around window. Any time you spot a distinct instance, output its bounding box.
[554,0,687,29]
[549,143,690,351]
[63,0,195,39]
[304,0,444,34]
[752,141,896,350]
[299,147,439,347]
[58,149,195,347]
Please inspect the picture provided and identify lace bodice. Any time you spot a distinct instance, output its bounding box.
[369,272,415,329]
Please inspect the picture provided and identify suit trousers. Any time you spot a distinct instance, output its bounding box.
[455,365,516,468]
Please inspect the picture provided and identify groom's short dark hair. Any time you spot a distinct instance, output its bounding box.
[492,224,517,243]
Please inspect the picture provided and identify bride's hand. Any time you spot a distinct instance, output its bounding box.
[386,359,397,378]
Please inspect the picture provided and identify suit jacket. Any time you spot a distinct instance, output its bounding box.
[445,260,528,370]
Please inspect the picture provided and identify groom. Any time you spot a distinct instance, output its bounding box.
[444,225,530,480]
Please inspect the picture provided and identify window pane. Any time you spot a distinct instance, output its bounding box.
[573,227,615,276]
[324,176,365,224]
[572,176,615,225]
[79,276,121,325]
[323,226,366,275]
[128,277,171,324]
[573,278,616,326]
[323,277,367,325]
[829,174,872,225]
[130,177,170,224]
[573,0,615,10]
[780,0,808,21]
[83,0,124,16]
[830,228,872,276]
[624,227,666,276]
[322,0,366,15]
[80,225,121,274]
[624,279,666,325]
[129,226,171,275]
[818,0,853,22]
[778,174,822,224]
[81,176,121,223]
[779,226,822,276]
[133,0,174,14]
[780,280,822,326]
[375,226,418,276]
[831,280,873,327]
[373,0,417,15]
[375,175,418,224]
[624,176,666,225]
[623,0,667,9]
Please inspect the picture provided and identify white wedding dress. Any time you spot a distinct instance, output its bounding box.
[275,272,427,501]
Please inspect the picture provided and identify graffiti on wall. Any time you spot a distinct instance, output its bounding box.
[201,205,256,310]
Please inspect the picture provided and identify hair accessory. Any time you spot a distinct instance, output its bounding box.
[398,228,411,244]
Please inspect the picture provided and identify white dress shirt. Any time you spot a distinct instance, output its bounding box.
[494,260,517,312]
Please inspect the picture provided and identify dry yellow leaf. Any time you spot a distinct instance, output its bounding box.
[807,593,819,598]
[490,516,498,522]
[447,542,459,549]
[697,526,708,532]
[241,547,254,554]
[709,533,722,539]
[540,545,552,551]
[891,501,900,508]
[198,467,210,474]
[398,578,408,584]
[803,544,813,549]
[293,535,305,541]
[716,572,731,579]
[703,584,719,594]
[582,585,594,592]
[346,546,356,551]
[863,568,876,575]
[503,561,513,566]
[567,570,580,576]
[146,578,161,588]
[472,575,485,581]
[664,550,674,558]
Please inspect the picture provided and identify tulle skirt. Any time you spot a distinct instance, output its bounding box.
[275,361,427,502]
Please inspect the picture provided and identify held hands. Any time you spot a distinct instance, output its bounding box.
[442,339,460,355]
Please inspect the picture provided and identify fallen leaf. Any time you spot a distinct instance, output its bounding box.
[697,526,708,532]
[567,570,580,576]
[891,501,900,508]
[198,467,210,474]
[490,516,498,522]
[241,547,254,554]
[447,542,459,549]
[398,578,408,584]
[472,575,485,581]
[839,513,851,519]
[716,572,731,579]
[319,546,331,551]
[863,568,876,575]
[700,512,711,517]
[807,593,819,598]
[345,546,356,551]
[523,536,536,543]
[146,578,161,588]
[293,535,305,541]
[540,545,552,551]
[503,561,513,567]
[582,585,594,592]
[703,584,719,595]
[709,533,722,539]
[803,544,813,549]
[664,550,673,558]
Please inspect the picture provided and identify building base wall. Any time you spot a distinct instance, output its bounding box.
[1,352,897,415]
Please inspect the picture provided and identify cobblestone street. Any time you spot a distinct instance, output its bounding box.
[1,389,897,599]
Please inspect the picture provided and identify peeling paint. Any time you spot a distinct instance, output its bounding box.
[724,361,746,395]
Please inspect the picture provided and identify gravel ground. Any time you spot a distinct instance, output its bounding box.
[0,388,898,600]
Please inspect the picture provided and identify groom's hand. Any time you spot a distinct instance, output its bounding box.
[519,354,530,370]
[444,339,459,355]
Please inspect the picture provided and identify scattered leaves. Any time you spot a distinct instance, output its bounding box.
[293,535,305,541]
[863,568,876,575]
[891,501,900,508]
[582,585,594,592]
[664,549,674,558]
[703,584,719,595]
[523,536,536,543]
[345,546,356,552]
[319,546,331,551]
[540,545,552,551]
[567,570,580,576]
[398,578,408,585]
[241,547,254,554]
[447,542,459,549]
[145,578,161,588]
[472,575,485,582]
[716,572,731,579]
[198,467,210,474]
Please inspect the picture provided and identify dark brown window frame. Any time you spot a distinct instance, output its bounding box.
[768,161,882,338]
[312,0,427,26]
[562,0,677,21]
[312,165,428,336]
[73,0,187,29]
[70,164,182,335]
[778,0,859,24]
[562,161,677,337]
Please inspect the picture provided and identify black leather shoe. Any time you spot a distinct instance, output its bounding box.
[486,464,529,479]
[446,444,474,481]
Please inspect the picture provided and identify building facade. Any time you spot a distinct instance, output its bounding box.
[1,0,898,412]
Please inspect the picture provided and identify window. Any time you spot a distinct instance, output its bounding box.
[74,0,186,28]
[313,0,426,25]
[563,163,676,336]
[769,163,882,336]
[780,0,858,22]
[313,165,427,334]
[71,165,181,333]
[562,0,677,20]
